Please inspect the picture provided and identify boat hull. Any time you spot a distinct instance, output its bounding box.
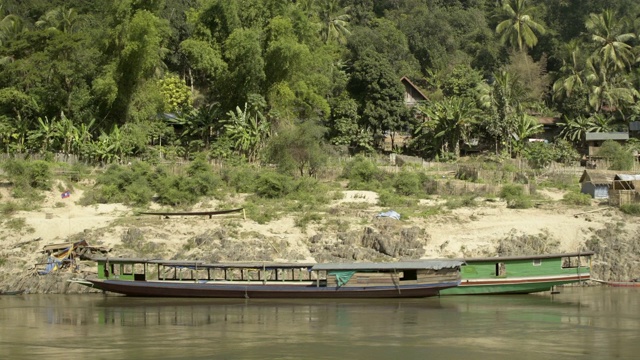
[440,274,590,295]
[598,281,640,288]
[83,279,460,299]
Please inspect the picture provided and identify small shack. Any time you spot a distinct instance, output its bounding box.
[609,174,640,206]
[579,170,613,199]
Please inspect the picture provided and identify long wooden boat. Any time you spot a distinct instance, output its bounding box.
[592,279,640,287]
[70,258,463,299]
[0,289,25,296]
[440,251,594,295]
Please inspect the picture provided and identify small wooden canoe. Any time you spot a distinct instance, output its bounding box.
[137,208,244,218]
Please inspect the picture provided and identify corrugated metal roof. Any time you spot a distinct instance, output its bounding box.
[614,174,640,181]
[312,260,464,271]
[630,122,640,131]
[585,132,629,141]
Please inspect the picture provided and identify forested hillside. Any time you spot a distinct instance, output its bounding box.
[1,0,639,165]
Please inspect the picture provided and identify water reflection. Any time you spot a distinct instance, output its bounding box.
[1,288,639,360]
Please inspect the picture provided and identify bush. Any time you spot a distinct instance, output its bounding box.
[0,201,20,215]
[342,156,383,189]
[221,165,259,193]
[562,192,592,206]
[598,140,635,171]
[523,142,554,169]
[255,172,294,199]
[2,159,52,191]
[393,171,421,196]
[500,184,532,209]
[620,204,640,216]
[378,189,417,208]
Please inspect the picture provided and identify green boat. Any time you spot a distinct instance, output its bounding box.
[440,251,594,295]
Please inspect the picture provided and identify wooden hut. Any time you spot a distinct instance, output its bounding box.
[609,174,640,206]
[579,170,613,199]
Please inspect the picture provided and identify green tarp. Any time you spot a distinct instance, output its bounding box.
[329,270,356,287]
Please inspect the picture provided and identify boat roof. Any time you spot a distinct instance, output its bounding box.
[89,257,314,269]
[311,260,464,271]
[88,258,463,270]
[459,251,595,263]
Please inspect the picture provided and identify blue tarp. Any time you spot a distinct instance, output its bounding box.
[376,210,401,220]
[38,257,63,275]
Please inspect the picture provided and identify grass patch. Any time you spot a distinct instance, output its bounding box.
[5,218,34,234]
[0,201,20,215]
[445,195,478,209]
[562,192,592,206]
[500,184,533,209]
[620,204,640,216]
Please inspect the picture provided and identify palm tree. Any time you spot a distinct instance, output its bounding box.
[477,70,527,154]
[319,0,351,45]
[0,6,25,64]
[415,97,479,158]
[495,0,546,52]
[552,40,586,101]
[585,58,638,112]
[35,7,79,33]
[585,9,636,72]
[558,115,594,146]
[181,103,222,150]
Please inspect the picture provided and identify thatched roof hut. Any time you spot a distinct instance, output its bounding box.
[579,170,614,199]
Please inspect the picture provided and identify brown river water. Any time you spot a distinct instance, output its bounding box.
[0,287,638,360]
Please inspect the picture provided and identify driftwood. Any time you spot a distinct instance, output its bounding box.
[12,237,42,249]
[573,207,612,217]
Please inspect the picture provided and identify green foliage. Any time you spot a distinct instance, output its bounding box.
[392,171,421,196]
[598,140,635,171]
[5,217,33,233]
[0,201,19,215]
[341,156,384,190]
[500,184,532,209]
[159,74,192,114]
[562,191,592,206]
[1,159,52,192]
[377,189,417,208]
[254,171,293,199]
[445,195,478,209]
[620,204,640,216]
[266,122,328,177]
[523,142,555,169]
[221,165,259,193]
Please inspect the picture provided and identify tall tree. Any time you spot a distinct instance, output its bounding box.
[414,97,479,158]
[495,0,546,52]
[585,9,636,72]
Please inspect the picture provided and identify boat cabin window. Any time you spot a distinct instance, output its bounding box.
[495,262,506,276]
[123,264,133,275]
[532,259,541,266]
[401,270,417,281]
[561,257,580,268]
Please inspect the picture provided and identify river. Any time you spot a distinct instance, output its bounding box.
[0,287,638,359]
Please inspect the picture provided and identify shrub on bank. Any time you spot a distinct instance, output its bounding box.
[562,191,592,206]
[620,204,640,216]
[500,184,532,209]
[1,159,52,192]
